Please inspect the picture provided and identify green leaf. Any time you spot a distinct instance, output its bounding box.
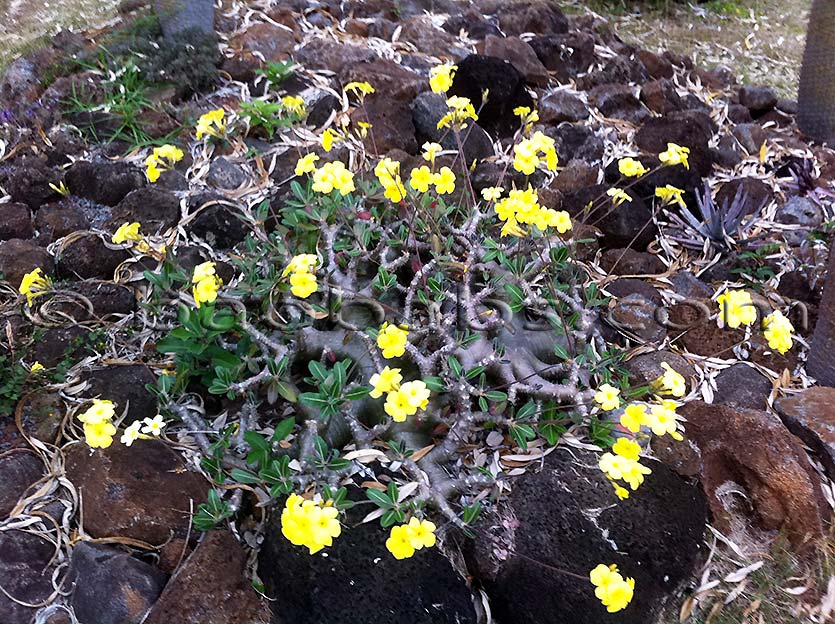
[515,400,537,421]
[271,418,296,442]
[345,386,371,400]
[448,355,463,378]
[366,488,394,509]
[230,468,261,484]
[308,361,328,382]
[483,390,508,403]
[423,377,446,392]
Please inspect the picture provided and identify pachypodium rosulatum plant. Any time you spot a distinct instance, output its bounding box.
[26,59,805,615]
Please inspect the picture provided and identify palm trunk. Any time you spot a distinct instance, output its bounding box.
[797,0,835,142]
[807,247,835,386]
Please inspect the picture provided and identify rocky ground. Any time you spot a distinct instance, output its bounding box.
[0,1,834,624]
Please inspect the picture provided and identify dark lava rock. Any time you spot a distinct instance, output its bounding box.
[187,203,250,250]
[306,94,340,129]
[144,530,270,624]
[15,390,66,446]
[738,85,778,114]
[207,156,248,190]
[775,195,823,244]
[0,203,34,240]
[444,10,501,39]
[550,124,605,163]
[411,92,494,162]
[713,363,772,410]
[64,439,207,544]
[398,15,466,59]
[68,542,167,624]
[578,54,649,91]
[31,326,98,368]
[637,49,674,79]
[223,22,298,80]
[259,507,477,624]
[562,184,656,250]
[56,233,129,280]
[715,177,773,217]
[64,160,145,206]
[466,447,707,624]
[528,32,596,82]
[0,450,43,518]
[671,402,827,546]
[604,280,666,344]
[640,79,684,114]
[109,187,181,235]
[497,0,568,36]
[599,248,665,275]
[35,201,91,245]
[728,103,753,123]
[449,54,533,137]
[550,159,598,193]
[0,155,61,210]
[731,123,768,155]
[481,35,549,87]
[295,39,377,76]
[634,110,715,177]
[0,238,53,288]
[0,530,57,624]
[341,58,425,102]
[80,365,158,425]
[539,90,588,123]
[56,281,136,320]
[589,84,649,124]
[776,387,835,482]
[351,94,418,155]
[624,350,696,390]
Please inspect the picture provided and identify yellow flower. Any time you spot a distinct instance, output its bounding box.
[716,289,757,328]
[606,188,632,207]
[283,254,318,277]
[30,361,45,373]
[146,162,161,183]
[654,185,686,208]
[437,95,477,129]
[295,153,319,176]
[599,452,652,490]
[481,186,504,202]
[386,524,416,559]
[281,95,306,116]
[594,383,620,411]
[612,438,641,461]
[290,271,318,298]
[18,268,52,306]
[659,142,690,169]
[195,108,226,139]
[193,276,220,308]
[422,141,442,164]
[549,210,572,234]
[513,132,557,175]
[590,564,635,613]
[78,399,116,425]
[369,367,403,398]
[83,420,117,449]
[155,144,184,163]
[384,389,415,422]
[141,415,165,437]
[377,322,408,359]
[409,165,434,193]
[618,157,648,178]
[192,261,217,284]
[406,517,437,549]
[281,494,342,555]
[620,403,648,433]
[344,81,375,97]
[433,166,456,195]
[654,362,686,398]
[145,144,183,183]
[322,128,334,152]
[429,64,457,94]
[763,310,794,354]
[612,481,630,500]
[112,222,142,244]
[375,158,407,202]
[400,380,430,411]
[649,403,682,439]
[513,106,531,118]
[312,161,355,195]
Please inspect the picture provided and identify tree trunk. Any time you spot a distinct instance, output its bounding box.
[154,0,215,40]
[807,246,835,386]
[797,0,835,142]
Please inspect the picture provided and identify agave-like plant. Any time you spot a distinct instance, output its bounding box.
[667,182,763,251]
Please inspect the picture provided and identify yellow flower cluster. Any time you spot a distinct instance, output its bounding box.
[312,161,355,195]
[145,144,184,183]
[594,384,621,411]
[409,165,456,195]
[493,187,572,237]
[370,367,431,422]
[385,517,437,559]
[281,95,306,117]
[512,131,558,175]
[763,310,794,354]
[618,157,648,178]
[598,438,651,497]
[18,268,52,306]
[78,399,118,449]
[590,564,635,613]
[344,81,375,98]
[437,95,477,130]
[192,261,222,308]
[619,401,682,439]
[716,288,757,328]
[654,185,686,208]
[282,253,319,299]
[375,158,408,202]
[281,494,342,554]
[606,188,632,207]
[652,362,687,398]
[376,322,409,358]
[659,142,690,169]
[195,108,226,140]
[429,64,457,94]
